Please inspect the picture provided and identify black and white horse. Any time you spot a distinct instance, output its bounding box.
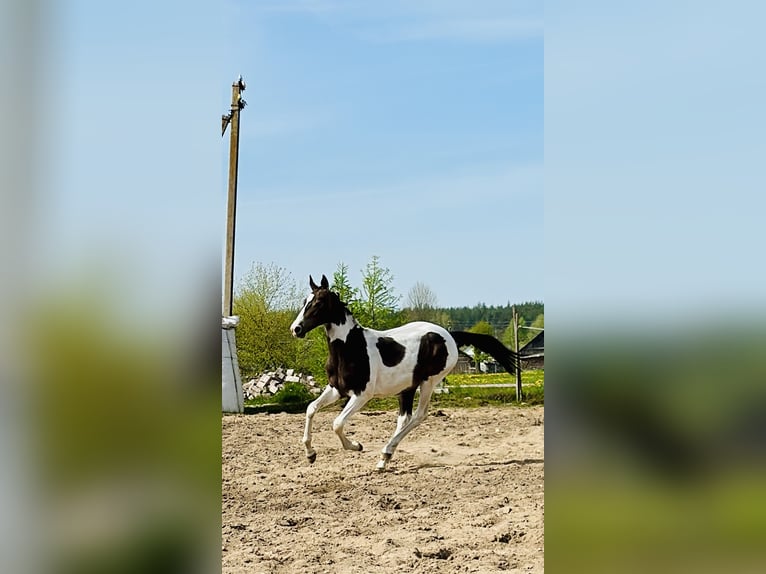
[290,275,519,471]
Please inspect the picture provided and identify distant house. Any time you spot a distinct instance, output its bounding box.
[519,331,544,370]
[452,348,503,374]
[452,352,475,374]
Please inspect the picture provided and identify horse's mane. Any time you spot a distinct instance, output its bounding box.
[327,289,354,325]
[330,290,350,312]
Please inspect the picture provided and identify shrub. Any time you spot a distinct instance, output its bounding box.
[272,382,314,405]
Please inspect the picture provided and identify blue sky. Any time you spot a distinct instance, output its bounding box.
[35,0,541,323]
[41,1,222,317]
[223,0,543,308]
[36,1,764,324]
[545,0,766,327]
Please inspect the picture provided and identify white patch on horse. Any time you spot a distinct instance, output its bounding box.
[289,293,313,335]
[326,316,356,343]
[395,413,411,434]
[302,384,340,463]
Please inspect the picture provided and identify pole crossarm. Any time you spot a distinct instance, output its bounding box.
[222,113,232,137]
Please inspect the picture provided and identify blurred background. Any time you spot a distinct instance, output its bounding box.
[2,1,765,573]
[546,1,766,572]
[1,1,222,572]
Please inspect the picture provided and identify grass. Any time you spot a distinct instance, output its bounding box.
[243,370,544,414]
[368,370,544,410]
[444,370,544,387]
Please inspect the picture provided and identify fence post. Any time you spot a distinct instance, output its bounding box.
[513,306,523,402]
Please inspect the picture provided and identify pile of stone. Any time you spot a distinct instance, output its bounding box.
[243,368,321,400]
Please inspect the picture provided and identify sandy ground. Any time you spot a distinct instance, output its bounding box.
[222,405,544,573]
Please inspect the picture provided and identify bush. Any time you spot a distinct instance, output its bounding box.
[272,382,314,405]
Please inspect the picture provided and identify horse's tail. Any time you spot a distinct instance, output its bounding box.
[450,331,519,375]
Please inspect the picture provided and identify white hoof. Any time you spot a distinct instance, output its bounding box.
[376,452,392,472]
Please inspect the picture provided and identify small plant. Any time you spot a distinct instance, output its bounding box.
[272,382,314,405]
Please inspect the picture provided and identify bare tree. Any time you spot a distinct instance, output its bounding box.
[236,261,302,312]
[233,263,310,376]
[406,282,439,322]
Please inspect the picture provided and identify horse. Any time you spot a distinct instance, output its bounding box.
[290,274,519,472]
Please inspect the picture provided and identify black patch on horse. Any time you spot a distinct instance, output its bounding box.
[412,332,449,385]
[398,387,417,417]
[327,326,371,397]
[376,336,406,367]
[300,289,348,333]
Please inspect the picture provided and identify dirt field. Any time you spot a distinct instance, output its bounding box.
[222,405,544,573]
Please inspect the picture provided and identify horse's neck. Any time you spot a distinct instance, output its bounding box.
[325,312,360,343]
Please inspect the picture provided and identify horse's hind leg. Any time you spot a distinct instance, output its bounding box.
[396,387,416,434]
[377,378,438,472]
[303,385,341,463]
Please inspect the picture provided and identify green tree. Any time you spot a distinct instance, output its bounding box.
[434,311,452,328]
[502,315,525,349]
[331,262,358,305]
[233,263,313,378]
[469,320,495,337]
[356,255,400,329]
[521,313,544,347]
[443,301,543,331]
[502,313,543,349]
[502,323,515,349]
[468,320,495,367]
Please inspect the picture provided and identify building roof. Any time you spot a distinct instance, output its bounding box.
[520,331,544,356]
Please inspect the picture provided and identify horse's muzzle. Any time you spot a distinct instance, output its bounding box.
[292,324,305,338]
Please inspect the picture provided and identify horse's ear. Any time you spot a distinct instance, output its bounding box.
[309,275,319,291]
[320,275,329,289]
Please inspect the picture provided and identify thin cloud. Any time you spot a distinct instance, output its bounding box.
[240,112,332,140]
[250,2,541,43]
[253,0,349,14]
[369,18,542,44]
[243,162,542,208]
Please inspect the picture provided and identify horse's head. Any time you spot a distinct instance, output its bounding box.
[290,274,347,338]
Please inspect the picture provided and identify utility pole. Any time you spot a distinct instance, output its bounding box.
[513,305,523,402]
[222,76,246,317]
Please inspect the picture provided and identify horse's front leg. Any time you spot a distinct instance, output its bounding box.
[332,392,370,453]
[303,385,341,463]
